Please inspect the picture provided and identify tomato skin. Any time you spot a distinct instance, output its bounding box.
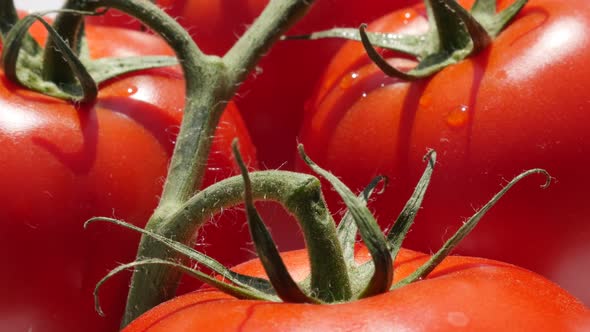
[123,247,590,331]
[297,0,590,304]
[0,25,256,332]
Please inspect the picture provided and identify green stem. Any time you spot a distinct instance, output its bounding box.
[49,0,214,208]
[42,0,85,84]
[64,0,316,325]
[224,0,314,83]
[0,0,19,37]
[3,13,98,102]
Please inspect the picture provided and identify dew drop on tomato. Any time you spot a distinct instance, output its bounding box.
[165,126,179,145]
[445,105,470,128]
[419,93,433,109]
[339,72,360,90]
[125,85,138,96]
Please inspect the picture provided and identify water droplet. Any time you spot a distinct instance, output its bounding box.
[165,126,180,144]
[126,85,138,96]
[339,72,360,90]
[445,105,470,128]
[361,92,368,98]
[419,93,432,109]
[401,11,413,24]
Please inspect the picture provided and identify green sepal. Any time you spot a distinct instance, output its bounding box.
[2,12,98,103]
[298,144,393,299]
[392,168,550,289]
[90,152,550,308]
[427,0,491,57]
[1,10,177,103]
[283,28,425,58]
[0,0,19,38]
[233,141,320,304]
[85,217,275,296]
[358,24,421,80]
[337,176,387,268]
[286,0,527,80]
[93,258,278,316]
[351,151,436,293]
[387,150,436,259]
[472,0,527,37]
[0,1,41,54]
[85,56,179,84]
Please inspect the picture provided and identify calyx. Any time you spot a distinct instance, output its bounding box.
[0,3,177,103]
[285,0,527,80]
[89,141,549,309]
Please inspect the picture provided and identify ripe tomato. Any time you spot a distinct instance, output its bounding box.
[122,247,590,331]
[297,0,590,304]
[0,22,256,332]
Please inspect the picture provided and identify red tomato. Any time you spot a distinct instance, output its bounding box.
[0,23,256,332]
[297,0,590,304]
[122,247,590,331]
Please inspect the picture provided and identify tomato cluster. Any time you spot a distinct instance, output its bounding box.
[5,0,590,331]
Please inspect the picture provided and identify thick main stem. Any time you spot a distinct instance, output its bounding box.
[70,0,222,326]
[64,0,317,326]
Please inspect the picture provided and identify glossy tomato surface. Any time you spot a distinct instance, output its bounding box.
[0,22,256,332]
[123,247,590,331]
[297,0,590,304]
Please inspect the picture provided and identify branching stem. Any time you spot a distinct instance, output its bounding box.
[55,0,318,326]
